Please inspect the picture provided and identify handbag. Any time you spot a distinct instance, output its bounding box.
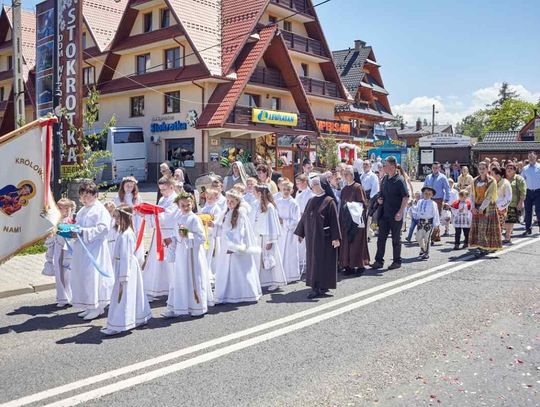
[262,251,276,269]
[42,261,55,277]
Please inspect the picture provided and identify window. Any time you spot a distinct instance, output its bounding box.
[164,91,180,113]
[283,20,292,32]
[242,93,260,107]
[166,138,195,167]
[130,96,144,117]
[82,66,94,85]
[269,15,277,24]
[82,32,87,49]
[143,12,152,33]
[136,53,150,75]
[160,9,171,28]
[271,97,281,111]
[164,47,181,69]
[8,56,13,70]
[301,63,309,77]
[114,131,144,144]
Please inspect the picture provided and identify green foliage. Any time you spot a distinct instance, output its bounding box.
[457,109,490,140]
[491,82,519,107]
[387,114,404,128]
[17,240,47,256]
[317,136,339,170]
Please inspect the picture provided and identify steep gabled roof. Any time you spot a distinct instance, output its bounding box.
[3,6,36,80]
[333,46,372,92]
[221,0,269,75]
[168,0,222,76]
[83,0,128,52]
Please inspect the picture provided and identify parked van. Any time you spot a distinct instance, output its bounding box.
[91,127,148,184]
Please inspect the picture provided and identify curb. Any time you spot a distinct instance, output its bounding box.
[0,283,55,299]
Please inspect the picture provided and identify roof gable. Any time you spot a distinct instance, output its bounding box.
[83,0,128,52]
[3,6,36,81]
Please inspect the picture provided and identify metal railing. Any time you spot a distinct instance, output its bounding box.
[270,0,315,16]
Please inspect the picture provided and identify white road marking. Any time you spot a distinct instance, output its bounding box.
[2,237,538,407]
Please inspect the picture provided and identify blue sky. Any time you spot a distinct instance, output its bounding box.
[18,0,540,124]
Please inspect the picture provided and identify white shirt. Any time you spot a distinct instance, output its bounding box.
[416,198,440,227]
[360,170,380,198]
[496,178,512,209]
[522,163,540,190]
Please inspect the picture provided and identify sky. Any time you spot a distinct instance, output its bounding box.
[17,0,540,125]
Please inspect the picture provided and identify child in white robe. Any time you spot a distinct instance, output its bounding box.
[243,177,259,212]
[294,174,313,274]
[70,181,114,320]
[214,189,261,304]
[253,184,286,291]
[102,205,152,335]
[143,177,178,301]
[43,198,76,307]
[162,192,213,317]
[104,201,118,262]
[211,178,227,213]
[114,176,145,266]
[201,188,222,279]
[275,181,301,283]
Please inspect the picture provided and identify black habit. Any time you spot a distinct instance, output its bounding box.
[295,194,341,290]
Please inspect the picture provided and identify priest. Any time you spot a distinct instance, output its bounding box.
[295,174,341,299]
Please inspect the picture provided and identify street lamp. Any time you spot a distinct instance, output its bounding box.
[431,104,439,134]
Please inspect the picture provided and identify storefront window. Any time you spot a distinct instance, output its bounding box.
[220,138,252,167]
[167,138,195,168]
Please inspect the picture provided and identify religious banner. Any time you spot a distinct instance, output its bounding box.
[0,118,60,264]
[57,0,84,173]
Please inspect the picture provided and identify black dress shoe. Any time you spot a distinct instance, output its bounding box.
[522,229,532,236]
[307,289,321,299]
[453,245,460,250]
[387,262,401,270]
[354,267,366,275]
[370,261,384,269]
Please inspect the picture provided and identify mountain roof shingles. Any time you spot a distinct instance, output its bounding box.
[83,0,128,52]
[4,7,36,80]
[332,46,371,91]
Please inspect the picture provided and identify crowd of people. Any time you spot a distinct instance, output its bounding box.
[42,151,540,336]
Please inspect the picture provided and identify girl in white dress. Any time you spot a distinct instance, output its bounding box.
[143,177,177,301]
[114,176,145,265]
[43,198,76,307]
[162,193,213,317]
[275,181,301,283]
[201,188,223,278]
[70,181,114,320]
[214,189,261,304]
[103,201,118,262]
[102,206,152,335]
[253,185,286,291]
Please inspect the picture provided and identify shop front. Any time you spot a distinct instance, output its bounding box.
[417,133,471,180]
[368,139,407,165]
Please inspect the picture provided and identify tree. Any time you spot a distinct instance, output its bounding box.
[387,114,404,128]
[491,82,519,107]
[485,98,536,133]
[422,118,428,126]
[457,110,490,140]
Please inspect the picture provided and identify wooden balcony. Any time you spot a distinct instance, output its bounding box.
[300,76,339,98]
[249,67,286,88]
[281,30,326,58]
[227,106,316,132]
[269,0,315,16]
[0,70,13,82]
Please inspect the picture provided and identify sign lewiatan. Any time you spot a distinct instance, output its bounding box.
[252,109,298,127]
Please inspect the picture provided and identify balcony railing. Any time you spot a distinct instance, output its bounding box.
[300,76,339,98]
[249,67,286,88]
[281,30,325,57]
[227,106,316,132]
[270,0,315,16]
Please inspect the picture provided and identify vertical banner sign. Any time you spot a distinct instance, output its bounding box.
[57,0,83,173]
[35,1,55,118]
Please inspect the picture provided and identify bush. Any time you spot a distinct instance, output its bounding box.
[17,240,47,256]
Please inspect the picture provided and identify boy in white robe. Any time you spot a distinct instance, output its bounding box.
[70,181,114,320]
[211,178,227,213]
[43,198,76,307]
[275,181,301,283]
[162,193,213,317]
[253,185,287,291]
[102,206,152,335]
[214,189,262,304]
[416,186,441,260]
[104,202,118,263]
[243,177,259,211]
[143,177,178,301]
[294,174,313,274]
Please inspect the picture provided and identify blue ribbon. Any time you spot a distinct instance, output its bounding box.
[75,233,111,278]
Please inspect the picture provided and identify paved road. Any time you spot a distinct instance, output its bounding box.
[0,232,539,407]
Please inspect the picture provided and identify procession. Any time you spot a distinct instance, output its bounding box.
[1,0,539,405]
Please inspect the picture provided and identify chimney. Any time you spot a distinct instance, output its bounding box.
[400,122,405,130]
[354,40,366,52]
[416,118,422,131]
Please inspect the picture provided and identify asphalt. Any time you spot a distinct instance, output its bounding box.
[0,229,539,407]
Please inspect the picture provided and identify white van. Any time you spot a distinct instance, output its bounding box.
[92,127,148,184]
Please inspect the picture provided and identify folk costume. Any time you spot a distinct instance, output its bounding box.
[253,199,287,289]
[142,192,177,299]
[214,205,262,303]
[470,176,502,253]
[294,175,341,294]
[338,181,370,271]
[71,200,114,312]
[505,174,526,225]
[450,198,472,248]
[104,229,151,334]
[415,190,440,259]
[275,195,301,283]
[163,211,214,317]
[43,218,74,306]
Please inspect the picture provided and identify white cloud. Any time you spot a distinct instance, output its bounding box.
[392,83,540,126]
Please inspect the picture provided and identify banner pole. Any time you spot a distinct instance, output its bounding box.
[52,0,62,201]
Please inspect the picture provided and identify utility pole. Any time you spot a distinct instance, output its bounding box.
[11,0,25,128]
[431,104,435,135]
[52,0,62,200]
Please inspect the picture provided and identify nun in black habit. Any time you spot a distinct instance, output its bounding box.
[294,174,342,299]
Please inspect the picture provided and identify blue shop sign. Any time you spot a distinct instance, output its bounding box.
[150,121,188,133]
